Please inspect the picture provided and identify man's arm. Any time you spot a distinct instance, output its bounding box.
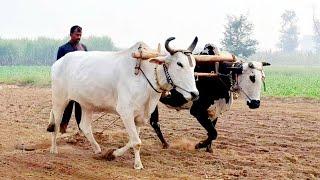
[57,47,65,60]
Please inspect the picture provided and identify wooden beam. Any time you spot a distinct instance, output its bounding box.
[194,72,218,77]
[193,54,237,64]
[132,50,162,59]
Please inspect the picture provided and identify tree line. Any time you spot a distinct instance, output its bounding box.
[0,36,117,66]
[1,9,320,65]
[222,10,320,58]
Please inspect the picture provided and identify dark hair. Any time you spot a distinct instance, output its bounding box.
[70,25,82,34]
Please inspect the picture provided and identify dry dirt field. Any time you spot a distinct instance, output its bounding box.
[0,85,319,179]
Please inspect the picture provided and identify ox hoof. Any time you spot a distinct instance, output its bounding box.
[59,123,68,134]
[162,143,170,149]
[92,153,103,160]
[46,124,55,132]
[206,146,213,153]
[195,142,207,150]
[134,163,144,170]
[94,147,102,154]
[94,150,102,155]
[105,149,116,161]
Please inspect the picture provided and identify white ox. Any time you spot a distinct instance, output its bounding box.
[47,37,199,169]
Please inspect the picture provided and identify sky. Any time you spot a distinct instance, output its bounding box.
[1,0,320,51]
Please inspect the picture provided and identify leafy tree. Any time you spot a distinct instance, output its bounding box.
[221,14,258,58]
[278,10,299,52]
[313,14,320,52]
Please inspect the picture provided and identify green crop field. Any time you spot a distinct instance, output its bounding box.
[0,65,319,99]
[263,66,320,99]
[0,66,51,86]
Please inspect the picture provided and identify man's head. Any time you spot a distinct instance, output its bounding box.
[70,25,82,44]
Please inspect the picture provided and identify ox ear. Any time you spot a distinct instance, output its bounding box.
[262,62,271,66]
[148,57,167,65]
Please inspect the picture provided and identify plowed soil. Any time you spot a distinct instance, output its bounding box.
[0,85,319,179]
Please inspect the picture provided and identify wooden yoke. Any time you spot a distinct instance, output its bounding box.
[132,43,164,60]
[193,54,237,78]
[132,43,164,75]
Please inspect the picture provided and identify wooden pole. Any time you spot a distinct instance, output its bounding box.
[132,51,162,59]
[194,72,218,77]
[193,54,237,64]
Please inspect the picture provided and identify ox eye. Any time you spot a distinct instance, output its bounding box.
[249,75,256,83]
[177,62,183,68]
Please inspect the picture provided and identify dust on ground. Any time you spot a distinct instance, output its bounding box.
[0,85,319,179]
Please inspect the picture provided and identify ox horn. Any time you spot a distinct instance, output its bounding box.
[157,43,161,53]
[165,37,177,55]
[187,36,198,52]
[262,62,271,66]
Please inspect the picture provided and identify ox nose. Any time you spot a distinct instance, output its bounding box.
[191,91,199,101]
[247,100,260,109]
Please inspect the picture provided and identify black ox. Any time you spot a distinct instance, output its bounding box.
[150,44,270,152]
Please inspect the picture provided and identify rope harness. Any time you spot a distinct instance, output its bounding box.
[139,63,195,95]
[134,44,266,101]
[198,62,267,102]
[137,49,196,96]
[230,65,267,101]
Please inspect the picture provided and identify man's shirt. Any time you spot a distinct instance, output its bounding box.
[57,41,87,60]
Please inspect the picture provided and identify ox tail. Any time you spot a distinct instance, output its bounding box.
[46,109,55,132]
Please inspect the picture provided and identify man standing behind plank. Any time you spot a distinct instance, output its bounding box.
[54,25,87,133]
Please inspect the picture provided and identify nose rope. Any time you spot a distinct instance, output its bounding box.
[238,87,253,101]
[138,66,163,93]
[233,74,253,101]
[263,80,266,92]
[231,65,268,101]
[255,68,267,92]
[138,64,195,96]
